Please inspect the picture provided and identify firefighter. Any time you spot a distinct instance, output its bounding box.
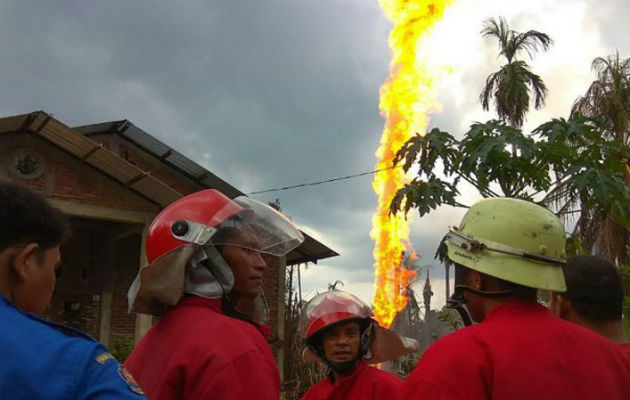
[299,290,418,400]
[550,255,630,359]
[0,181,146,399]
[124,189,304,399]
[401,198,630,400]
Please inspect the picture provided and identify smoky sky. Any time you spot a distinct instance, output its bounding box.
[1,0,628,305]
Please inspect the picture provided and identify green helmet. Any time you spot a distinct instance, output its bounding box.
[445,198,566,292]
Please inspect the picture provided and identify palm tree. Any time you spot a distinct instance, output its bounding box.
[562,53,630,266]
[572,52,630,144]
[479,17,553,128]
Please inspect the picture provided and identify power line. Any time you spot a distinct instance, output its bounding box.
[247,165,401,195]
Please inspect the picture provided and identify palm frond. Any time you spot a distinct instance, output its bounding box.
[527,71,548,109]
[574,52,630,144]
[513,30,553,60]
[481,17,512,62]
[480,70,501,112]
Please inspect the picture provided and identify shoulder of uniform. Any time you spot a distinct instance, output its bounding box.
[368,365,403,382]
[24,312,96,342]
[421,326,482,360]
[307,377,331,391]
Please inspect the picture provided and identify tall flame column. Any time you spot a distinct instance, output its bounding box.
[371,0,453,328]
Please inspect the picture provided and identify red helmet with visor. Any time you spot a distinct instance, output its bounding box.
[299,290,372,341]
[129,189,304,315]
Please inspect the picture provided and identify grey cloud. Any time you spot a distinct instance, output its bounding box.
[1,0,626,305]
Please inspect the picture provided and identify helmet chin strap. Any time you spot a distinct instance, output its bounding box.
[446,291,473,327]
[311,346,361,378]
[447,285,530,326]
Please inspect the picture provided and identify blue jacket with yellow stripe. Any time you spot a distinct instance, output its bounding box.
[0,294,145,399]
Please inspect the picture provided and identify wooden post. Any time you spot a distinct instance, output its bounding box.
[98,239,117,346]
[445,263,450,300]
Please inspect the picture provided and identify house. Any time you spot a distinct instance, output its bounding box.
[0,110,337,378]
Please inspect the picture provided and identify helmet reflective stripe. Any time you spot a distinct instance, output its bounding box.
[447,228,566,266]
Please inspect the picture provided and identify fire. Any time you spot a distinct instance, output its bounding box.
[371,0,454,328]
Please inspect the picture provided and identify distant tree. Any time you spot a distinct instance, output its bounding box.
[561,53,630,266]
[282,264,326,400]
[390,48,630,335]
[536,115,630,266]
[390,115,630,258]
[480,17,553,128]
[328,280,344,291]
[268,198,282,212]
[392,18,630,267]
[572,52,630,144]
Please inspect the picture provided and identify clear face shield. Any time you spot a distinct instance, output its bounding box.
[128,196,304,316]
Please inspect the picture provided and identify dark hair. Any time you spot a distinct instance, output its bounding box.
[562,255,623,322]
[0,181,70,252]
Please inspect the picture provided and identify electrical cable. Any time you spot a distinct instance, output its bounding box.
[246,165,401,195]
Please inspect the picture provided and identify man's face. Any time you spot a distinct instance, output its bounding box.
[220,230,267,299]
[14,245,61,315]
[322,321,362,364]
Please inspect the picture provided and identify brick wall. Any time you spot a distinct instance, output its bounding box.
[0,133,160,213]
[110,234,142,338]
[0,133,152,342]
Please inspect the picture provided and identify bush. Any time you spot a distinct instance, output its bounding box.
[110,335,135,362]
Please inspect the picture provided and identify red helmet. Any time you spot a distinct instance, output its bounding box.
[299,290,421,365]
[299,290,373,341]
[146,189,243,264]
[146,189,304,263]
[129,189,304,316]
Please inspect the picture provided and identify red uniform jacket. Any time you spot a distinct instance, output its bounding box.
[619,343,630,362]
[402,300,630,400]
[300,361,402,400]
[125,296,279,400]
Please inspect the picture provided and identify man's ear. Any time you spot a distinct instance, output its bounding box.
[552,294,572,319]
[10,243,40,283]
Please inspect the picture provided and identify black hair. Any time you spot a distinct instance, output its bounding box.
[0,181,70,252]
[562,255,623,322]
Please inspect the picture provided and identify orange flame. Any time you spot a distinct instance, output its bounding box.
[371,0,454,328]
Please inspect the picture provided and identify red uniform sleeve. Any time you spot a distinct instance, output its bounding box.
[193,350,280,400]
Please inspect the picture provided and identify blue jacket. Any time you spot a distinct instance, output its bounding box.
[0,294,146,399]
